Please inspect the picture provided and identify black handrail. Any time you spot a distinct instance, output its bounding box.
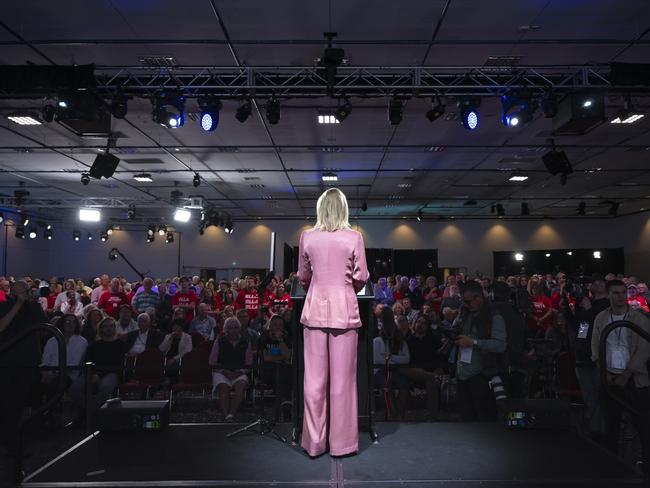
[598,320,650,477]
[0,322,66,484]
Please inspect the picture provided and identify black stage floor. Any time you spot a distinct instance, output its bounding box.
[21,422,646,488]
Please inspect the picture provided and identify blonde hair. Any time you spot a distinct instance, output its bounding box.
[315,188,351,232]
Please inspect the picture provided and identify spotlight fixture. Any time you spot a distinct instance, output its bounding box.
[224,218,234,234]
[166,231,174,244]
[152,92,185,128]
[81,172,91,185]
[79,208,101,222]
[361,201,368,212]
[335,98,352,122]
[133,173,153,182]
[521,202,530,216]
[425,97,446,122]
[42,104,56,123]
[106,225,114,235]
[100,231,108,242]
[609,202,620,216]
[199,98,222,132]
[73,230,81,241]
[545,253,551,258]
[44,227,53,240]
[496,203,505,217]
[28,228,37,239]
[174,208,192,223]
[417,209,423,222]
[147,225,156,241]
[7,112,42,126]
[127,205,136,220]
[235,100,252,123]
[501,92,537,128]
[21,215,29,226]
[87,233,93,241]
[15,225,25,239]
[610,96,645,124]
[514,252,524,261]
[566,251,573,256]
[593,250,602,259]
[193,173,201,187]
[577,201,586,216]
[388,98,403,125]
[322,171,338,182]
[110,93,128,119]
[459,98,480,130]
[158,225,167,236]
[266,97,281,125]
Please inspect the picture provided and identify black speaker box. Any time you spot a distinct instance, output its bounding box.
[89,153,120,179]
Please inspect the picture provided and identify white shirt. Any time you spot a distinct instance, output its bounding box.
[41,335,88,378]
[606,313,630,374]
[116,319,138,336]
[55,291,80,309]
[60,301,84,317]
[129,330,149,355]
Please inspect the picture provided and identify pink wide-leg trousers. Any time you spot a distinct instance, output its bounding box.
[301,326,358,457]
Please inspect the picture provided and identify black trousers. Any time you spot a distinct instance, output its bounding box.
[0,367,38,456]
[601,379,649,453]
[457,374,497,421]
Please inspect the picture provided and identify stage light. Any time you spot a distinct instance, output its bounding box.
[496,204,505,217]
[322,171,338,182]
[193,173,201,187]
[133,173,153,183]
[545,253,551,258]
[28,228,37,239]
[593,250,602,259]
[158,225,167,236]
[566,251,573,256]
[111,93,128,119]
[199,99,222,132]
[106,225,114,235]
[335,98,352,122]
[58,100,68,109]
[582,98,594,108]
[21,216,29,226]
[417,209,423,222]
[15,225,25,239]
[501,93,537,129]
[509,174,528,182]
[514,253,524,261]
[7,112,42,125]
[459,98,480,131]
[521,203,530,216]
[235,100,252,123]
[127,205,136,220]
[388,98,403,125]
[426,98,445,122]
[79,208,101,222]
[577,201,586,216]
[266,97,281,125]
[609,202,619,216]
[224,218,234,234]
[152,92,185,129]
[174,208,191,223]
[87,233,93,241]
[42,105,56,123]
[81,172,90,185]
[166,232,174,244]
[100,231,108,242]
[73,230,81,241]
[44,228,53,240]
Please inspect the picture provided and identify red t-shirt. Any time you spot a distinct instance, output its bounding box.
[628,295,650,313]
[423,287,442,313]
[235,289,260,320]
[47,292,59,310]
[215,290,235,311]
[394,291,405,301]
[172,290,197,322]
[528,295,554,332]
[98,290,129,317]
[0,290,6,302]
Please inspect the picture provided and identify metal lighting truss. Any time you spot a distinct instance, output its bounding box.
[93,64,626,99]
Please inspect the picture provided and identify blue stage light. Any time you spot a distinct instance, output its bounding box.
[200,111,218,132]
[463,109,479,130]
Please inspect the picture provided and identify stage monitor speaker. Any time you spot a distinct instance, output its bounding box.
[499,398,570,430]
[542,150,572,176]
[89,153,120,179]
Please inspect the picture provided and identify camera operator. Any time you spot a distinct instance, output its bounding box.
[0,280,47,461]
[570,277,609,438]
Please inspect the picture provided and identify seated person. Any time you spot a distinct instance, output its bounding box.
[440,306,458,329]
[403,314,444,420]
[124,313,164,356]
[396,314,412,340]
[115,304,137,337]
[159,319,192,382]
[208,317,253,422]
[190,303,217,340]
[40,313,88,400]
[236,308,260,348]
[60,290,83,317]
[373,307,410,421]
[69,317,126,413]
[258,315,292,412]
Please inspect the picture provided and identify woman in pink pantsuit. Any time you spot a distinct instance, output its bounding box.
[298,188,369,457]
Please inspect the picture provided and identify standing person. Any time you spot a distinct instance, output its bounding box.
[97,278,129,318]
[234,276,261,321]
[132,278,160,314]
[172,277,198,323]
[0,280,46,464]
[298,187,369,457]
[591,279,650,454]
[91,274,110,304]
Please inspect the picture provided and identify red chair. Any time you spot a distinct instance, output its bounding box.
[118,349,166,399]
[169,347,212,407]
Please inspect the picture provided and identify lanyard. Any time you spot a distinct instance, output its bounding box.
[609,308,628,344]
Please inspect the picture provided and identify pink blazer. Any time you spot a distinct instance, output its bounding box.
[298,228,369,329]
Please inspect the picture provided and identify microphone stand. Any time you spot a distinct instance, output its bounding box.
[108,247,145,280]
[227,270,287,444]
